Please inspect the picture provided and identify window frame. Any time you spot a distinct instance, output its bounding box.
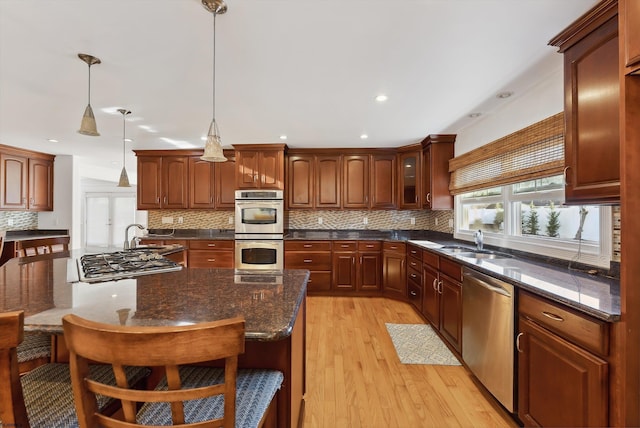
[454,181,612,268]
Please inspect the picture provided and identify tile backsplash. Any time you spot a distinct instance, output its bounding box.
[147,209,455,233]
[0,212,38,231]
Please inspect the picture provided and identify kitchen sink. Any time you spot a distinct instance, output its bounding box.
[457,251,512,260]
[440,245,475,253]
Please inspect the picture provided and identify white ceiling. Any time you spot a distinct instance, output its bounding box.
[0,0,598,178]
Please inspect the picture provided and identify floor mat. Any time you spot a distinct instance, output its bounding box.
[385,323,461,365]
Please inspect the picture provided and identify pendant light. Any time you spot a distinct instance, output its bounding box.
[77,53,101,136]
[200,0,228,162]
[117,109,132,187]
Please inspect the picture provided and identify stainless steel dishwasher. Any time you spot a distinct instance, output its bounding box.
[462,267,515,412]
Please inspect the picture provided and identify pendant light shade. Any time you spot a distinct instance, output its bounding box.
[117,109,132,187]
[77,53,101,136]
[200,0,228,162]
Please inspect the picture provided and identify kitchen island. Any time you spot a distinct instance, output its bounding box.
[0,251,308,428]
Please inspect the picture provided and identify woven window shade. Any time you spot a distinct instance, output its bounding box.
[449,113,565,195]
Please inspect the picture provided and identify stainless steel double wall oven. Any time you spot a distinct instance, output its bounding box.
[234,190,284,274]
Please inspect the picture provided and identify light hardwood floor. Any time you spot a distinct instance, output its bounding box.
[303,296,518,428]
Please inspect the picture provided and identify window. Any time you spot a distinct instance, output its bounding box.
[455,175,611,268]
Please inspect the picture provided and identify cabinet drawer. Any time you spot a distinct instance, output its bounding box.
[383,241,406,253]
[407,244,422,259]
[189,240,234,250]
[407,266,422,285]
[285,252,332,270]
[422,250,439,269]
[285,241,331,251]
[334,241,357,251]
[519,291,609,356]
[407,256,421,271]
[408,282,422,310]
[307,271,332,292]
[439,257,462,282]
[188,250,234,268]
[358,241,381,251]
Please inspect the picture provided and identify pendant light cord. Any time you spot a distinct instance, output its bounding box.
[212,10,216,121]
[87,64,92,105]
[122,113,126,165]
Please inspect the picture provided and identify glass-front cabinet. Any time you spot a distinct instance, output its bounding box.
[398,147,422,209]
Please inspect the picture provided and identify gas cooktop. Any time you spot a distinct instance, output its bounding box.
[77,249,182,283]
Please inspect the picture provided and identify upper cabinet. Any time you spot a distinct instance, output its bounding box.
[0,144,54,211]
[287,152,342,209]
[343,153,397,209]
[398,145,422,209]
[136,153,189,210]
[189,151,236,210]
[234,144,286,190]
[549,0,620,204]
[421,135,456,210]
[622,0,640,73]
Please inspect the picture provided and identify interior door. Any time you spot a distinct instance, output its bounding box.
[85,193,136,248]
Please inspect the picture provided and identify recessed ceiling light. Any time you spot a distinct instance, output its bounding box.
[360,134,368,139]
[47,139,59,143]
[375,94,388,102]
[124,138,133,143]
[468,113,482,118]
[279,135,287,140]
[497,91,513,99]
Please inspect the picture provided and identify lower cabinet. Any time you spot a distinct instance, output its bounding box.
[421,249,462,353]
[406,243,423,312]
[332,241,381,293]
[188,240,234,268]
[284,241,332,293]
[382,242,406,298]
[139,239,188,266]
[517,291,609,427]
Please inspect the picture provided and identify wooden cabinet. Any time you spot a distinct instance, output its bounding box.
[622,0,640,73]
[332,240,381,293]
[342,153,397,209]
[406,243,423,312]
[342,156,369,208]
[517,291,609,427]
[0,145,54,211]
[235,144,286,190]
[421,135,455,210]
[188,152,236,209]
[285,241,332,293]
[382,241,406,298]
[398,147,422,209]
[136,154,189,209]
[138,239,188,266]
[286,153,341,209]
[421,250,462,353]
[188,240,234,268]
[550,2,619,204]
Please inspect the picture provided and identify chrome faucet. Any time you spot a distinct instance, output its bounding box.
[474,229,484,251]
[124,224,145,250]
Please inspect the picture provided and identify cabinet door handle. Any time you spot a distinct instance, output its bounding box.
[410,273,417,279]
[303,244,312,248]
[542,311,564,322]
[433,278,438,291]
[207,258,216,262]
[438,280,443,294]
[516,332,524,353]
[303,259,313,263]
[341,244,349,248]
[156,197,160,204]
[410,290,417,297]
[366,244,374,248]
[563,166,570,186]
[426,193,431,203]
[207,243,217,247]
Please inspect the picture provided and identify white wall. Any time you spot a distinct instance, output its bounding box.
[38,155,77,244]
[454,66,565,156]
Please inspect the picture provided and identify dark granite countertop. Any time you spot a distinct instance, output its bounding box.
[0,250,308,341]
[406,239,620,322]
[146,228,619,321]
[145,229,235,240]
[4,229,70,242]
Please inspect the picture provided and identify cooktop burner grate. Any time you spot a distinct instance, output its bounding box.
[77,249,182,283]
